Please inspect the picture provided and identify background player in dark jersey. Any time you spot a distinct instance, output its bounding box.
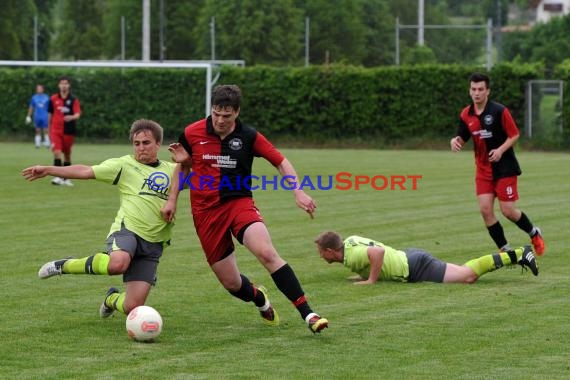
[48,76,81,186]
[450,73,545,256]
[22,120,176,320]
[163,84,328,334]
[26,84,51,148]
[314,231,538,285]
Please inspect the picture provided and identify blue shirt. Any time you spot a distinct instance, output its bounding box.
[29,94,50,121]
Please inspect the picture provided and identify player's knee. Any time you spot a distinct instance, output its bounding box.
[479,205,494,217]
[107,260,129,274]
[500,207,518,221]
[255,249,285,271]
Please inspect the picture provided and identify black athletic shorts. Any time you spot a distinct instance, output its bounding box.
[106,224,164,285]
[405,248,447,283]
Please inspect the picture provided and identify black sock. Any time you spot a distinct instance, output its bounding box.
[54,158,62,167]
[228,274,265,307]
[271,264,312,319]
[515,212,534,235]
[487,221,508,250]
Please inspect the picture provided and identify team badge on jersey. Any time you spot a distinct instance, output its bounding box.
[229,138,243,151]
[147,171,170,192]
[483,115,494,125]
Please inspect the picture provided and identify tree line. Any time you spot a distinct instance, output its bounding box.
[2,0,568,70]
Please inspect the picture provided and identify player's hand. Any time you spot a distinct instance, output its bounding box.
[21,165,49,181]
[160,201,177,223]
[488,148,503,162]
[354,280,374,285]
[450,136,463,152]
[168,143,192,164]
[25,116,32,124]
[294,191,316,219]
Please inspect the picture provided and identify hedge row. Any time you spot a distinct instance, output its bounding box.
[0,63,545,145]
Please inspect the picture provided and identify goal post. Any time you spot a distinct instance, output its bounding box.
[0,60,214,116]
[395,18,494,69]
[525,80,563,139]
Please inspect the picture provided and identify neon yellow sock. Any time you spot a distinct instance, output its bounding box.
[62,253,110,275]
[464,251,517,277]
[106,292,126,315]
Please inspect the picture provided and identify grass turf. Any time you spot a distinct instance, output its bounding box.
[1,142,569,379]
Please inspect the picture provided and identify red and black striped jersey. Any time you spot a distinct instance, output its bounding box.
[48,93,81,135]
[179,116,284,212]
[457,101,521,180]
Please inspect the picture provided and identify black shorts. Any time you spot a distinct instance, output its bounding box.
[106,225,164,285]
[405,248,447,283]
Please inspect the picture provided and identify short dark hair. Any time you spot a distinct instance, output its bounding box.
[211,85,241,111]
[58,75,71,84]
[129,119,163,144]
[469,72,490,88]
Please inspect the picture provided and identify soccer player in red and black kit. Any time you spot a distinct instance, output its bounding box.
[450,72,545,256]
[48,76,81,186]
[162,84,328,333]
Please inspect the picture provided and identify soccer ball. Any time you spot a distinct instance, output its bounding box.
[126,305,163,342]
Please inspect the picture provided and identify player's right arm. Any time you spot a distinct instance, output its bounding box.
[354,246,385,285]
[450,136,465,152]
[451,117,471,152]
[22,165,95,181]
[47,102,53,130]
[26,105,33,124]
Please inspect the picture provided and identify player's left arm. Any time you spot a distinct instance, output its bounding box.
[64,98,81,122]
[489,108,520,163]
[355,246,385,285]
[276,158,317,219]
[254,132,316,218]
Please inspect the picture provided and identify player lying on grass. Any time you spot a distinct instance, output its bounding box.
[314,231,538,284]
[21,119,175,318]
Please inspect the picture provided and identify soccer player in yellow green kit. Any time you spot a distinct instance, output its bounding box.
[314,231,538,284]
[22,119,176,317]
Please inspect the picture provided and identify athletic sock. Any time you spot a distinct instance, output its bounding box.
[487,221,508,250]
[35,135,41,147]
[464,251,518,277]
[105,291,126,314]
[252,287,266,308]
[515,212,534,235]
[62,253,110,275]
[271,264,312,320]
[229,274,266,307]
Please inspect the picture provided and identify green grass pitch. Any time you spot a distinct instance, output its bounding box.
[1,142,569,379]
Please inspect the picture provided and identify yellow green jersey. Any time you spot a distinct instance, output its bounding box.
[92,155,176,243]
[343,235,409,282]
